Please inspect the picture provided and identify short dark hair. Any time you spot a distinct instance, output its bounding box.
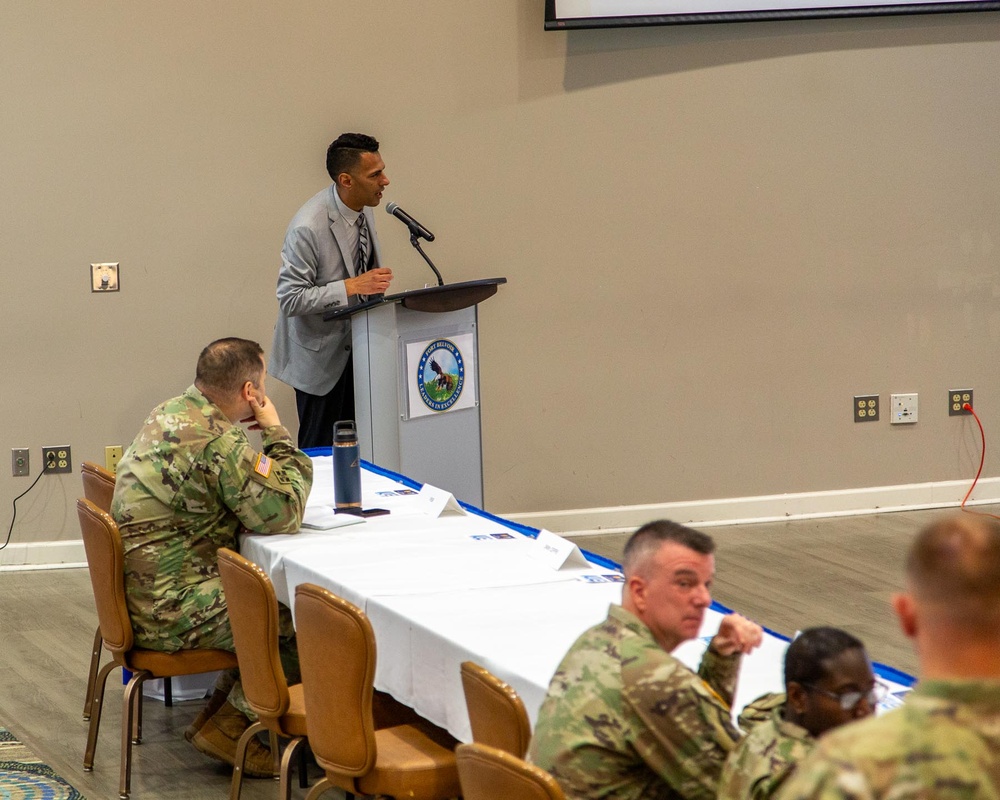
[622,519,715,577]
[195,338,264,396]
[784,626,865,688]
[326,133,380,182]
[907,515,1000,622]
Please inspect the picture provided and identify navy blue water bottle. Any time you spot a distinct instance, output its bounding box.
[333,420,362,513]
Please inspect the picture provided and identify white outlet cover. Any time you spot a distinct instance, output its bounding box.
[890,393,918,424]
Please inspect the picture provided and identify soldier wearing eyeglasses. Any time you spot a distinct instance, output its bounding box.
[717,627,879,799]
[778,515,1000,799]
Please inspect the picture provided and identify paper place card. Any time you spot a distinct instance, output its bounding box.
[416,483,468,517]
[529,529,591,571]
[301,505,366,531]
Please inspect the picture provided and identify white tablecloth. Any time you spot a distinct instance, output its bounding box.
[242,457,909,742]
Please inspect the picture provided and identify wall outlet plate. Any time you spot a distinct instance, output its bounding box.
[91,262,120,292]
[11,448,29,477]
[949,389,973,416]
[105,445,123,472]
[42,445,72,473]
[854,394,879,422]
[890,393,918,424]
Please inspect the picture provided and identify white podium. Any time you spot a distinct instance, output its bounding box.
[324,279,506,507]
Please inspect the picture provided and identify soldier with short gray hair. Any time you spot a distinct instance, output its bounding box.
[528,519,764,800]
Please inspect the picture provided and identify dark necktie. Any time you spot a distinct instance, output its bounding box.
[357,213,371,276]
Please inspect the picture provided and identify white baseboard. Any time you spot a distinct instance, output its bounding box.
[0,540,86,571]
[503,477,1000,536]
[6,477,999,568]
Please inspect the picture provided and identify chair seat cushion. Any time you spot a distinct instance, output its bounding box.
[356,724,460,800]
[126,648,238,677]
[274,683,309,738]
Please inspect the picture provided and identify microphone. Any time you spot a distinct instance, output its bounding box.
[386,202,435,242]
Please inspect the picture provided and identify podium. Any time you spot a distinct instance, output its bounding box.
[323,278,506,507]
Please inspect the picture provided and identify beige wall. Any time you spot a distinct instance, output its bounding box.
[2,2,999,543]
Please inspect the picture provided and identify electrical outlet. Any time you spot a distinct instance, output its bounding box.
[42,445,72,473]
[854,395,879,422]
[105,445,123,472]
[949,389,974,416]
[11,448,29,477]
[890,393,918,424]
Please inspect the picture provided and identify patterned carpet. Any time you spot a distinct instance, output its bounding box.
[0,727,87,800]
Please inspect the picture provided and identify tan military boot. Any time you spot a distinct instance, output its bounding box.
[183,688,230,743]
[190,701,276,778]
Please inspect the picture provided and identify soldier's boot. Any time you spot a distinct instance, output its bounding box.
[183,688,230,743]
[190,701,276,778]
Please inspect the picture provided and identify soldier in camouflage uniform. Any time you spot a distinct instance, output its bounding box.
[112,337,312,776]
[777,515,1000,799]
[718,627,878,799]
[528,519,764,800]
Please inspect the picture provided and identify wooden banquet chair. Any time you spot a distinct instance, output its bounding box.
[459,661,531,758]
[294,582,461,800]
[456,742,567,800]
[80,460,116,722]
[81,460,116,512]
[216,547,308,800]
[77,497,239,799]
[82,461,179,714]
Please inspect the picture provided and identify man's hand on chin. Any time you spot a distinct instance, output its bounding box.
[242,395,281,431]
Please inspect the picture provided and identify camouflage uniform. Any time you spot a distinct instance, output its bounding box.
[111,385,312,709]
[736,691,786,733]
[718,698,814,800]
[776,680,1000,799]
[528,604,743,800]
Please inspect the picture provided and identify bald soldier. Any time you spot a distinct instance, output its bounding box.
[778,515,1000,799]
[528,519,764,800]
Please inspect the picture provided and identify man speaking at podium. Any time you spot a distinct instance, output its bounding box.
[270,133,394,449]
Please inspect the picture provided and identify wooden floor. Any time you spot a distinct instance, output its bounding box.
[570,503,1000,679]
[0,505,990,799]
[0,567,334,800]
[572,505,1000,678]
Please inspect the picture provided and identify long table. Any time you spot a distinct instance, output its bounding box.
[242,456,911,743]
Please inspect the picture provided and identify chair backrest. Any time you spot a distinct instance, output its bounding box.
[456,743,566,800]
[460,661,532,758]
[216,547,290,720]
[81,461,116,513]
[77,498,134,657]
[294,583,377,778]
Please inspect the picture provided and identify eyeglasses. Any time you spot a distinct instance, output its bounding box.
[804,682,888,711]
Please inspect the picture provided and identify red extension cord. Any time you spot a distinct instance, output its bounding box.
[959,403,1000,521]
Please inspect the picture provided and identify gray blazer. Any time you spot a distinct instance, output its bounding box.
[269,185,383,395]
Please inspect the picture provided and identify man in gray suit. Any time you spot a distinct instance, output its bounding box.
[270,133,394,448]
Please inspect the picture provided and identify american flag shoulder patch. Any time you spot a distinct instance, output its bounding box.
[254,453,273,478]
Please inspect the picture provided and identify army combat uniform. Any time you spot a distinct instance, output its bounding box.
[717,697,814,800]
[776,680,1000,799]
[111,385,312,662]
[528,604,743,800]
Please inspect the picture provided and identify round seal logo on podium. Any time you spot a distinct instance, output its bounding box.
[417,338,465,412]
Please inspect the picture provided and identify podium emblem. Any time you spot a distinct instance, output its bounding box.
[417,339,465,412]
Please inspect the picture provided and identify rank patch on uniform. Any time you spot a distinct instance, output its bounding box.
[254,453,273,478]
